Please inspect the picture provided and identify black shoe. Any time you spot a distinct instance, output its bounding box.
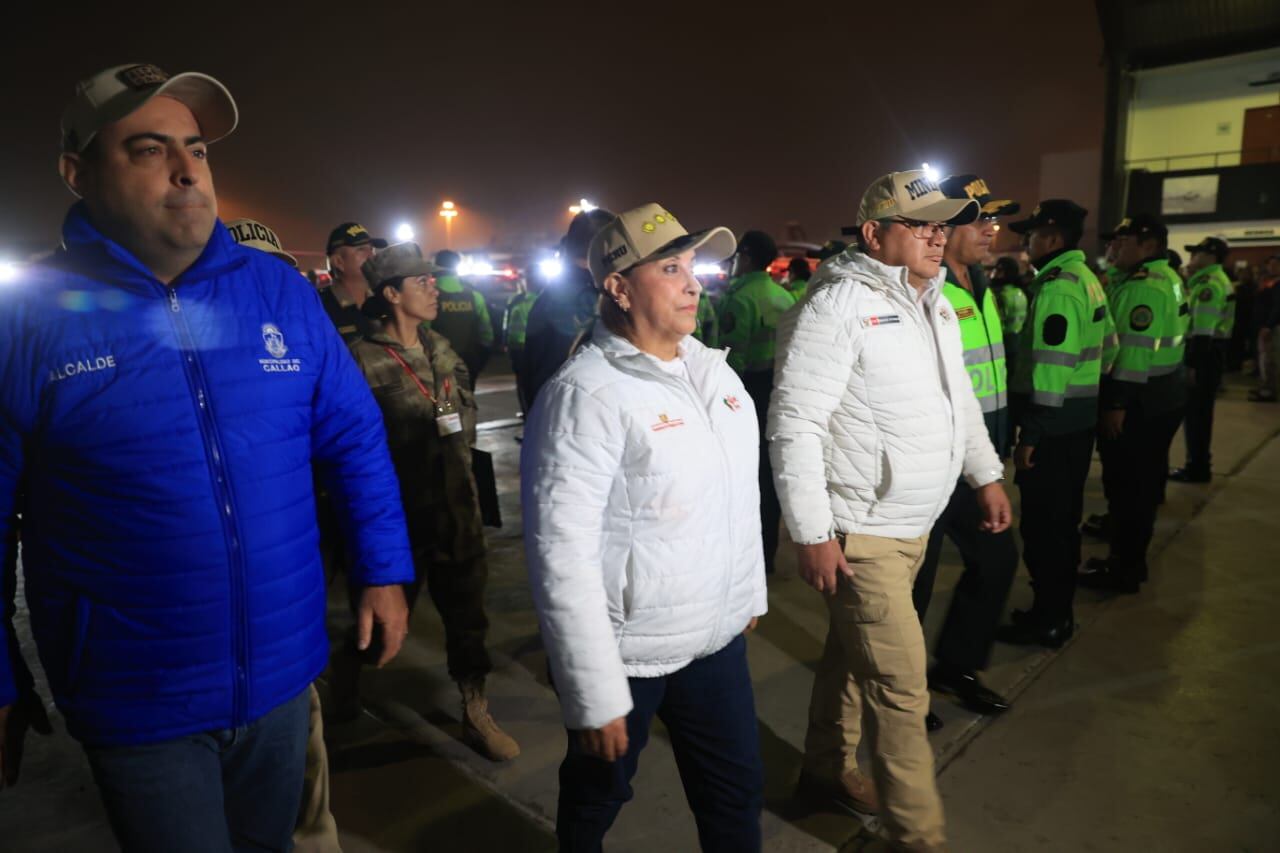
[929,667,1010,714]
[925,711,944,732]
[996,617,1074,649]
[1081,513,1111,539]
[1168,467,1210,483]
[1079,556,1110,576]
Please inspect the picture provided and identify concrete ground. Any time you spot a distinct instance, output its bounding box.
[2,369,1278,852]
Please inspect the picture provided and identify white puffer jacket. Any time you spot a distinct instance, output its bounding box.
[521,326,766,730]
[768,250,1003,544]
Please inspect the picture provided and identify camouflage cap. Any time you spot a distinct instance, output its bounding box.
[226,218,297,268]
[361,241,444,288]
[587,203,736,287]
[61,63,237,153]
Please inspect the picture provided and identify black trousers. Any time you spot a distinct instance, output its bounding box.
[1016,429,1095,623]
[1183,357,1222,475]
[345,520,492,683]
[742,371,781,574]
[912,480,1019,673]
[1104,406,1185,581]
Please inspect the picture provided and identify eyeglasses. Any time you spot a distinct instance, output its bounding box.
[883,218,947,240]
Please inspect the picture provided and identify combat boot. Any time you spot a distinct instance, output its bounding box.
[460,680,520,762]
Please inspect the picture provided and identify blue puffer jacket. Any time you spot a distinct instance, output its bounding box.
[0,205,414,746]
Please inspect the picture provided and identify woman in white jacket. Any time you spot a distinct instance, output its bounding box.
[521,203,767,852]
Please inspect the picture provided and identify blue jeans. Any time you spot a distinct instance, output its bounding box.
[84,687,310,853]
[556,634,763,853]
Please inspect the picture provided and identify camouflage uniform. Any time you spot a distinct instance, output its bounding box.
[347,327,491,682]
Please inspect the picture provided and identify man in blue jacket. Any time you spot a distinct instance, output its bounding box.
[0,64,415,851]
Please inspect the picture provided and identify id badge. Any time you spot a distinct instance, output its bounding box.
[436,411,463,436]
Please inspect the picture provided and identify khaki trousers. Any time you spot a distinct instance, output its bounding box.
[293,684,342,853]
[802,533,945,847]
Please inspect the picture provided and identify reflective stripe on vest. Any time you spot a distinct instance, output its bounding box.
[943,280,1006,414]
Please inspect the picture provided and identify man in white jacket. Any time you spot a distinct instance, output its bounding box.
[769,170,1011,852]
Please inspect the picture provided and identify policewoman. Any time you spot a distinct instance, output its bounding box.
[333,241,520,762]
[521,204,767,851]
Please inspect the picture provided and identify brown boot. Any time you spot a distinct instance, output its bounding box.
[459,680,520,762]
[795,767,881,815]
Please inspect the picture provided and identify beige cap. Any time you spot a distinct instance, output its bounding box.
[226,218,298,268]
[61,63,238,153]
[588,203,736,287]
[855,170,979,227]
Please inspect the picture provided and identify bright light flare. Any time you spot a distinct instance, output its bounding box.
[457,257,494,277]
[921,162,941,183]
[693,262,726,277]
[538,258,564,279]
[0,260,20,284]
[569,198,598,214]
[394,222,415,242]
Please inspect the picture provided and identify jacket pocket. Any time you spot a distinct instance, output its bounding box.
[64,596,92,696]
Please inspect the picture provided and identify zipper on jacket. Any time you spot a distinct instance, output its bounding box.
[164,285,251,727]
[649,355,739,655]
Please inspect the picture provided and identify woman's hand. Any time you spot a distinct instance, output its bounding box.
[579,717,629,762]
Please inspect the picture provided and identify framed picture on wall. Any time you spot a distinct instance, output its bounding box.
[1161,174,1219,215]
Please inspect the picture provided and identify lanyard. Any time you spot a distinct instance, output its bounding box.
[382,346,451,404]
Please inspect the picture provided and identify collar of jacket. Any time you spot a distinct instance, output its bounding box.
[58,201,248,294]
[726,270,774,295]
[590,322,727,373]
[1032,248,1085,282]
[820,249,946,305]
[368,326,459,369]
[436,274,465,293]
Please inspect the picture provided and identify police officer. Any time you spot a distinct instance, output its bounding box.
[337,242,520,762]
[503,279,539,415]
[998,200,1116,647]
[1171,237,1232,483]
[321,221,387,343]
[1080,215,1186,594]
[524,208,616,407]
[718,230,795,575]
[786,256,811,300]
[429,250,495,390]
[911,175,1021,722]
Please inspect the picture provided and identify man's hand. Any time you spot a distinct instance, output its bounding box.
[743,617,759,635]
[1100,408,1126,440]
[797,539,851,596]
[974,482,1013,534]
[1014,443,1036,471]
[578,716,629,762]
[1,692,54,790]
[357,584,410,668]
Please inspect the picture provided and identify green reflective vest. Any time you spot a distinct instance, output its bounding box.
[943,266,1008,451]
[1011,249,1115,445]
[504,291,539,350]
[693,290,719,348]
[1186,263,1232,341]
[1106,258,1187,415]
[788,277,809,301]
[717,270,796,374]
[996,284,1027,335]
[428,274,495,358]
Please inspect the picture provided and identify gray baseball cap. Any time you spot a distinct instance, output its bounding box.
[61,63,238,153]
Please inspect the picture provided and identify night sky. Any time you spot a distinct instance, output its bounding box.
[2,3,1105,265]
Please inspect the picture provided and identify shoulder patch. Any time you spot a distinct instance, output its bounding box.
[1042,314,1069,345]
[1129,305,1154,331]
[1198,288,1214,302]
